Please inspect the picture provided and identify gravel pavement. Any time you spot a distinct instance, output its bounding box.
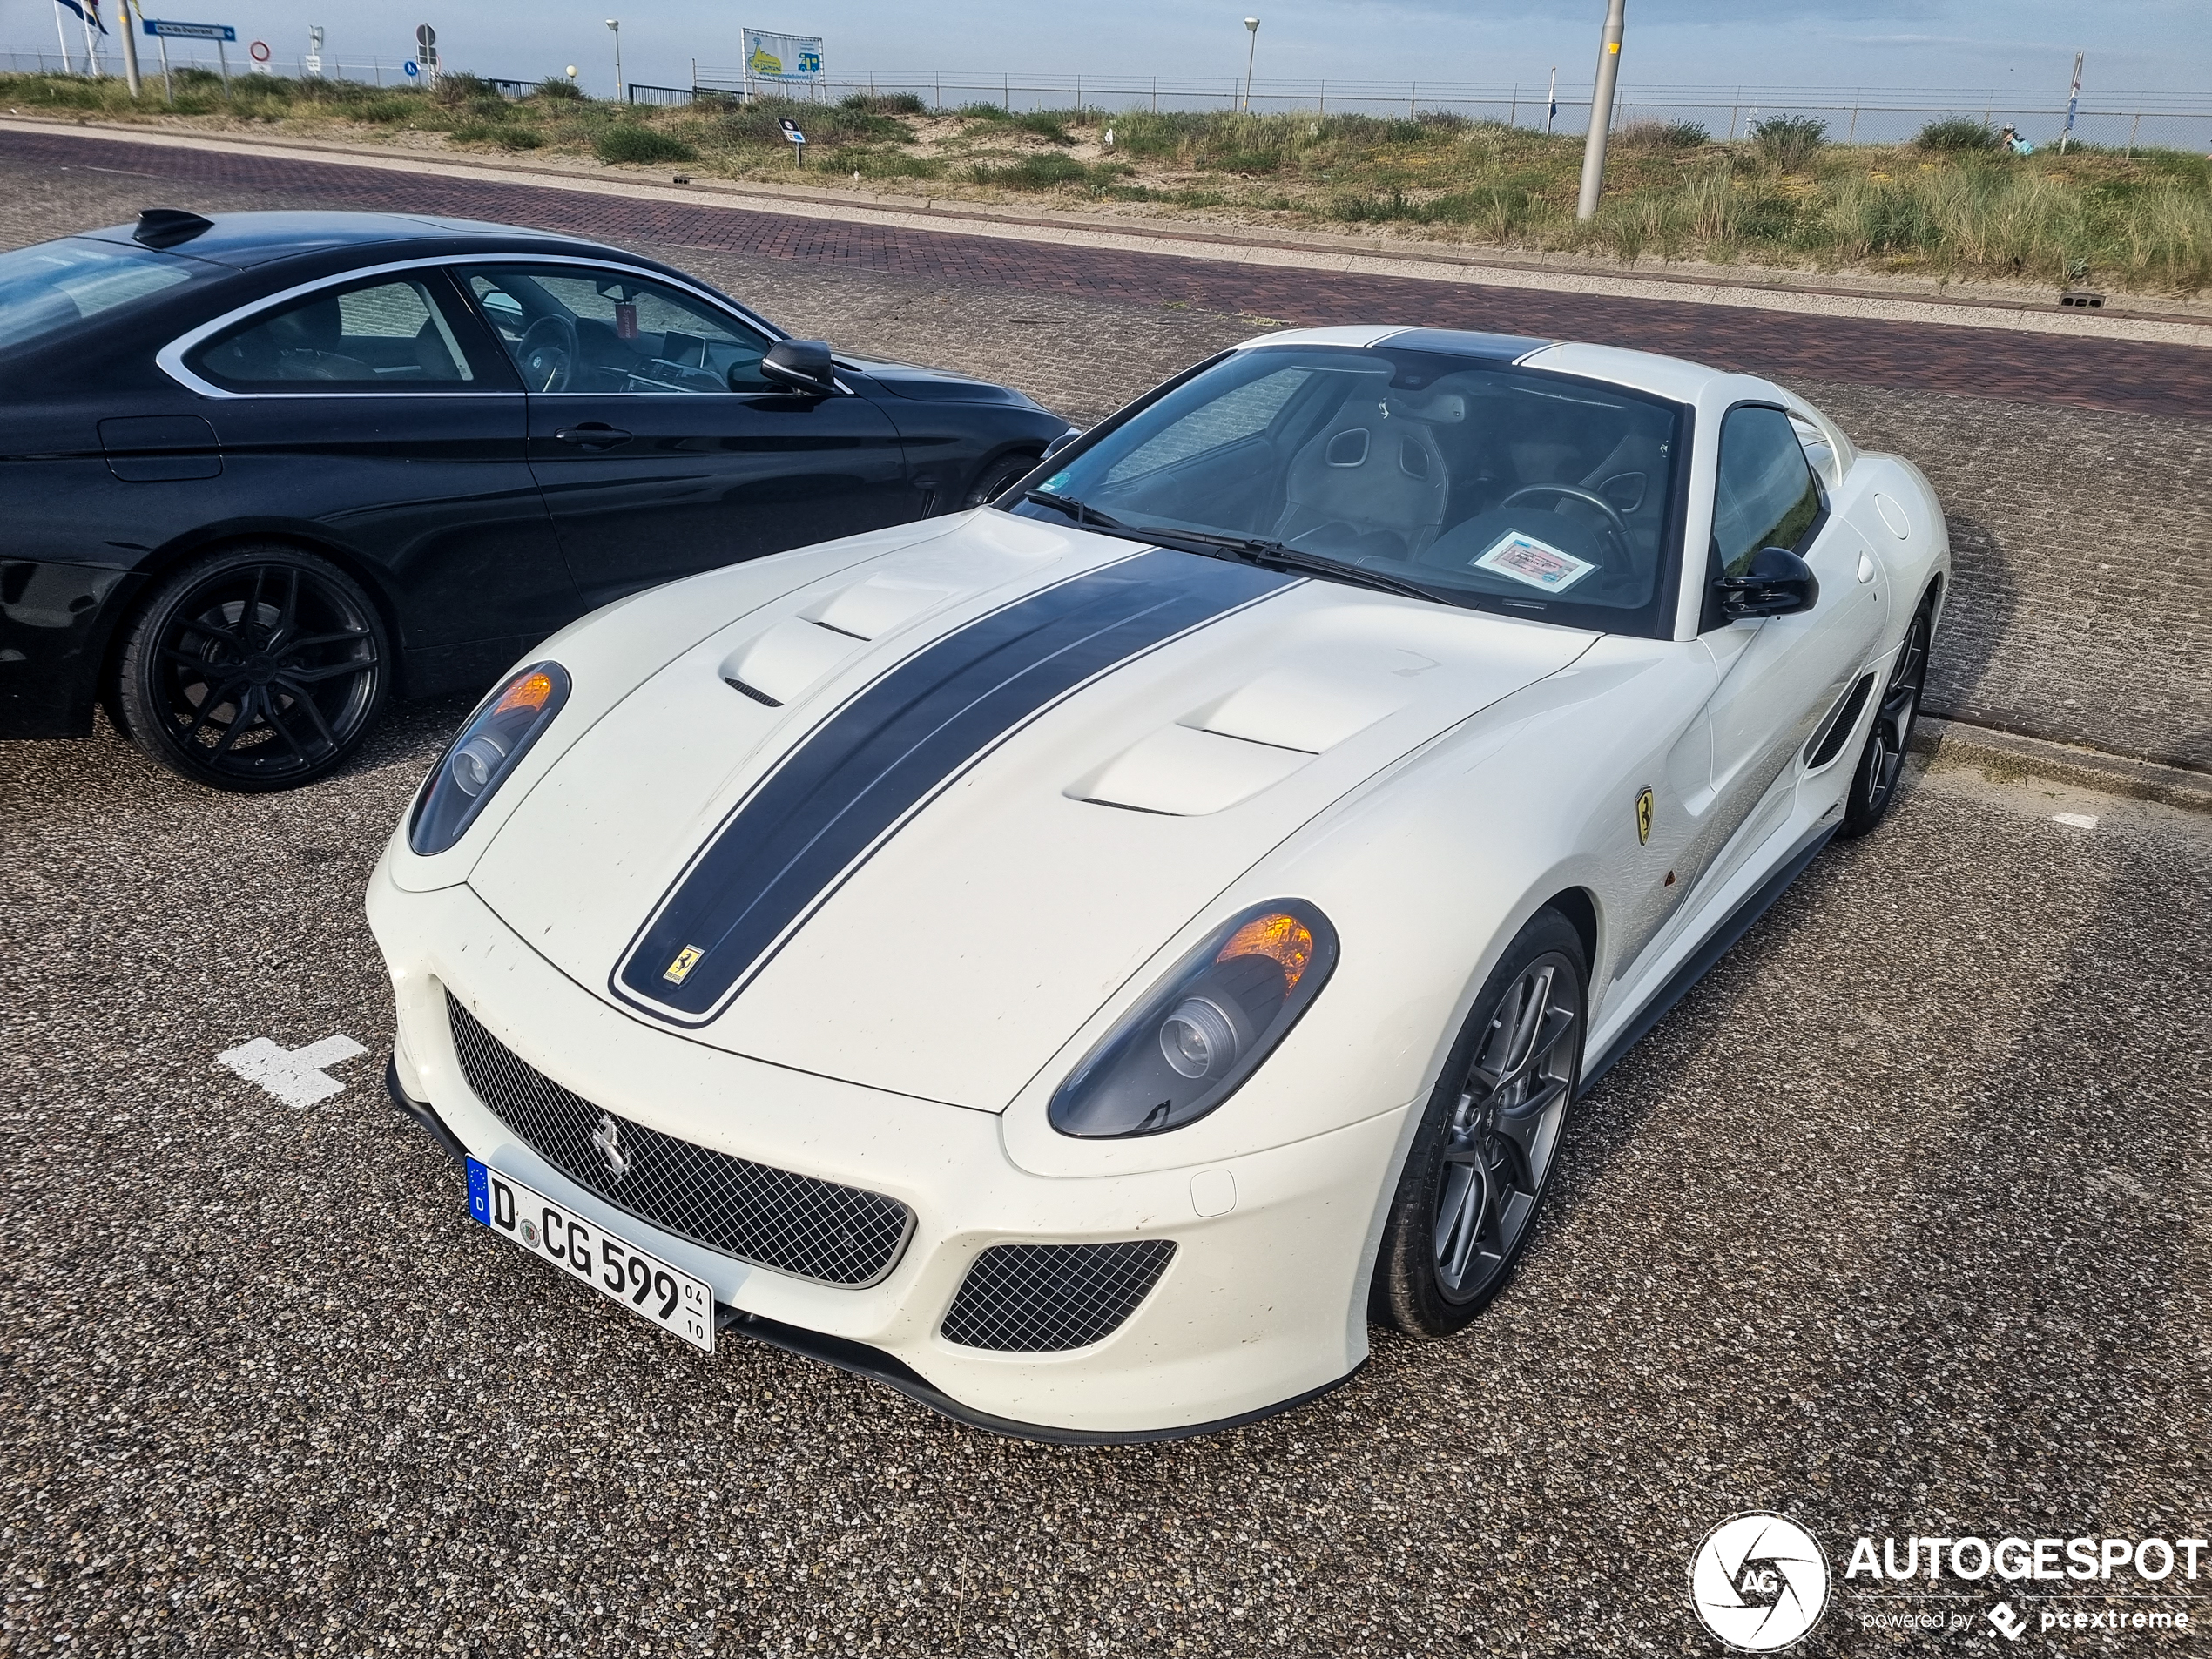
[3,137,2208,1658]
[4,705,2208,1658]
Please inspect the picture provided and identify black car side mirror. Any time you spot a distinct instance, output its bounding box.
[1715,546,1820,619]
[756,339,841,397]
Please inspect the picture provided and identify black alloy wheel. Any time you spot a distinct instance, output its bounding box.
[115,545,389,792]
[1373,908,1587,1335]
[1839,592,1934,837]
[962,451,1042,510]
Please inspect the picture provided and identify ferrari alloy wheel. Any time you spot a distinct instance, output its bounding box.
[115,544,389,792]
[1839,592,1934,837]
[962,451,1042,509]
[1373,908,1586,1336]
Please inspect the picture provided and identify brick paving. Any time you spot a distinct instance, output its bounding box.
[6,127,2207,769]
[11,127,2210,421]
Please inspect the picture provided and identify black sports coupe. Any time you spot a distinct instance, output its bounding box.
[0,208,1073,789]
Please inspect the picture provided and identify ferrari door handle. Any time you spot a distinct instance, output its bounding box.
[554,424,631,449]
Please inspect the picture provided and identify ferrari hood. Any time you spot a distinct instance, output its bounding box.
[468,514,1592,1109]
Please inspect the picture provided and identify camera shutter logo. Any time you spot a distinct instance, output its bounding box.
[1689,1513,1831,1650]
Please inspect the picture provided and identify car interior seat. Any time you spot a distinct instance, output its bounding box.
[1272,392,1453,563]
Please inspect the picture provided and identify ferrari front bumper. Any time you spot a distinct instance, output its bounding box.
[368,860,1412,1439]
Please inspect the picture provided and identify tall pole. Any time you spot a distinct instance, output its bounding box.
[54,0,75,74]
[1575,0,1625,221]
[1243,17,1259,113]
[119,0,142,94]
[606,19,621,101]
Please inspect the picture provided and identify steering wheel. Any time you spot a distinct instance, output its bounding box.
[1498,483,1634,558]
[516,314,577,394]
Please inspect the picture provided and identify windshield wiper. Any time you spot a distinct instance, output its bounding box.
[1022,489,1134,532]
[1130,527,1458,605]
[1025,494,1458,606]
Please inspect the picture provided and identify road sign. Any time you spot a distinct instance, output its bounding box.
[402,58,418,77]
[143,18,237,40]
[415,23,434,48]
[779,117,805,144]
[248,39,268,61]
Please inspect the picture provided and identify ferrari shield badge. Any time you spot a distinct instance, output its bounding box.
[1635,787,1655,846]
[663,945,704,986]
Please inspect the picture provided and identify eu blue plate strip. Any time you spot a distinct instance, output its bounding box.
[613,548,1296,1024]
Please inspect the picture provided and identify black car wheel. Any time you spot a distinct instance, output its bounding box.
[1372,908,1586,1336]
[1839,591,1934,837]
[114,544,390,792]
[962,451,1042,509]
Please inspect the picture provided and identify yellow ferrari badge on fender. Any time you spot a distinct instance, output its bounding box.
[663,945,704,985]
[1635,787,1654,846]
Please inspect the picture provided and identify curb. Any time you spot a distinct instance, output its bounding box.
[7,116,2210,352]
[1912,716,2211,813]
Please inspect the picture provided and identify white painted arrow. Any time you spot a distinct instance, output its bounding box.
[217,1033,368,1108]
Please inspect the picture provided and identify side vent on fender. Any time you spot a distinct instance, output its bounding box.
[1804,671,1877,771]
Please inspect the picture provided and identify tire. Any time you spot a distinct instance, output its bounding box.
[114,543,390,793]
[1838,590,1934,838]
[1372,908,1588,1337]
[961,451,1042,510]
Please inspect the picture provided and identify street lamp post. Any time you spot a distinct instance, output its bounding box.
[1243,17,1259,112]
[605,18,621,102]
[1575,0,1626,220]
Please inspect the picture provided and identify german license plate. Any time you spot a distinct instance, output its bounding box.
[467,1158,714,1352]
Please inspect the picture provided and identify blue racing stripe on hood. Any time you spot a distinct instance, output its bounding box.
[611,547,1297,1025]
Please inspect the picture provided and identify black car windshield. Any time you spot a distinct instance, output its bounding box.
[1009,343,1689,637]
[0,238,200,352]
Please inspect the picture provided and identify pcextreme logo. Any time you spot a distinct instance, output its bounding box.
[1689,1513,1831,1651]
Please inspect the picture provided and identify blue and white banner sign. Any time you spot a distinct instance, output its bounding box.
[144,17,238,40]
[741,27,822,85]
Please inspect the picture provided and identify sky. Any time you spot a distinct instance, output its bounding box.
[14,0,2208,105]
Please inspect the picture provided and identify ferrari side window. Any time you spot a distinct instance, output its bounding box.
[1710,405,1824,580]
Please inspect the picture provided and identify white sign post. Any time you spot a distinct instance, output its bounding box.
[779,114,806,165]
[144,17,234,97]
[305,24,323,78]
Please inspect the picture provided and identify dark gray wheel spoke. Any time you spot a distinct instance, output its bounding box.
[277,659,370,685]
[283,625,374,654]
[1430,950,1581,1305]
[274,679,340,747]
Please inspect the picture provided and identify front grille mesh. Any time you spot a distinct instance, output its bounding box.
[445,992,913,1286]
[941,1241,1177,1352]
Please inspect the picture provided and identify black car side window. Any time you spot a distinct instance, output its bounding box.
[465,266,774,395]
[188,276,479,392]
[1703,404,1825,630]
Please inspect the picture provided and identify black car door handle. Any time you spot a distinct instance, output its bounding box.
[554,424,631,449]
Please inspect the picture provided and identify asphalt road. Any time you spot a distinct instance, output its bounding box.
[2,131,2209,1656]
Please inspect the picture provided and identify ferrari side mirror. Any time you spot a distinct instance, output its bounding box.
[1716,545,1819,619]
[758,338,841,396]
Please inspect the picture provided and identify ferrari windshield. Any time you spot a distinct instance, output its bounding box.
[1010,343,1689,637]
[0,238,200,353]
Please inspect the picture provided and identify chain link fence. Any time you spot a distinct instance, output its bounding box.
[5,51,2206,153]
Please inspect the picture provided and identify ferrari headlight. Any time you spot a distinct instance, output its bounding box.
[1049,901,1339,1138]
[408,662,570,856]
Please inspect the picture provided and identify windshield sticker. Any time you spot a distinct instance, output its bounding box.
[1468,530,1597,594]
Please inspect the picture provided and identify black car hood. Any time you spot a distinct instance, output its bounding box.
[838,354,1042,408]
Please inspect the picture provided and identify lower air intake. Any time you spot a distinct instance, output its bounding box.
[941,1240,1177,1352]
[445,992,913,1286]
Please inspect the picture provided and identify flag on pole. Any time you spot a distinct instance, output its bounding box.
[1547,67,1557,133]
[56,0,108,31]
[2064,51,2081,135]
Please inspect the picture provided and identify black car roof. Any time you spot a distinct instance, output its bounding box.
[75,209,632,270]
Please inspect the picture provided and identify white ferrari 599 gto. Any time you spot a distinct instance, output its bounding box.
[368,327,1946,1440]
